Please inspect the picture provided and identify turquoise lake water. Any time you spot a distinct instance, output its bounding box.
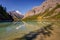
[0,21,60,40]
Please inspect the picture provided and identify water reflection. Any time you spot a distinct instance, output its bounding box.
[14,23,53,40]
[0,21,25,40]
[0,21,59,40]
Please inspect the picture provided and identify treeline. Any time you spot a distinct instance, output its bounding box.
[0,5,14,22]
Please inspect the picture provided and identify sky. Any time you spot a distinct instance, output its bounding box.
[0,0,45,14]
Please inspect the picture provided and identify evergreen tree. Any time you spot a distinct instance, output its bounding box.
[0,5,13,22]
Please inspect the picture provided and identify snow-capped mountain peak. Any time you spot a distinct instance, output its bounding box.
[8,10,24,19]
[15,10,22,14]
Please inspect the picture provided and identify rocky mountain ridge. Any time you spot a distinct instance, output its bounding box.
[22,0,60,21]
[8,10,24,21]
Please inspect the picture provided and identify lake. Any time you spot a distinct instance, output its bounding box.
[0,21,60,40]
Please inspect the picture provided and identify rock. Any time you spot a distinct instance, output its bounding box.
[23,0,60,19]
[8,10,24,21]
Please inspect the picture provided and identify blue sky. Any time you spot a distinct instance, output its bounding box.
[0,0,45,14]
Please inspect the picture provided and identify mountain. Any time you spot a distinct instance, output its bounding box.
[0,5,14,22]
[8,10,24,21]
[22,0,60,21]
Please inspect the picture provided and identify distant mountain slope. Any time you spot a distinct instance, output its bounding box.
[8,11,24,21]
[22,0,60,21]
